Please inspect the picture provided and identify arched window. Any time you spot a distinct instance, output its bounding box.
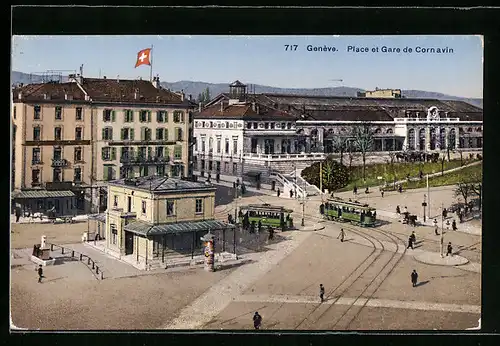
[375,128,382,134]
[408,129,415,150]
[448,128,456,150]
[429,127,436,150]
[386,128,393,134]
[418,128,426,151]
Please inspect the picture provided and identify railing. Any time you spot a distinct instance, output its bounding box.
[270,171,307,198]
[51,159,69,167]
[46,242,105,280]
[32,159,42,165]
[290,170,321,196]
[120,156,170,164]
[243,153,325,160]
[393,117,461,122]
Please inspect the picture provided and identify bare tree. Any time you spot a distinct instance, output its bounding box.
[454,182,475,207]
[440,154,446,176]
[351,122,374,180]
[346,141,356,171]
[331,136,349,165]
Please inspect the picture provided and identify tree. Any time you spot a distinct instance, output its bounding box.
[196,87,212,106]
[346,142,356,171]
[301,158,349,193]
[351,123,374,180]
[454,182,475,207]
[440,154,446,176]
[331,136,349,166]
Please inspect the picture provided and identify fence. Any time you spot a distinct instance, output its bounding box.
[46,242,105,280]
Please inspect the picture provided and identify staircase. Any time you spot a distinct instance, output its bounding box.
[288,169,321,197]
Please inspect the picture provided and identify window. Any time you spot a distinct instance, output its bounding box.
[55,106,62,120]
[34,105,41,120]
[270,123,275,129]
[124,110,134,122]
[111,225,117,245]
[141,200,147,214]
[113,195,118,207]
[201,138,206,152]
[195,199,203,214]
[32,148,41,164]
[253,122,258,129]
[264,123,269,129]
[139,166,149,177]
[176,128,183,141]
[101,147,116,161]
[156,110,166,123]
[188,112,193,124]
[13,106,16,119]
[54,127,62,140]
[76,107,83,120]
[103,109,114,122]
[74,167,82,182]
[102,127,113,140]
[173,111,184,123]
[233,139,238,154]
[156,128,165,140]
[156,146,164,158]
[209,137,213,152]
[121,127,134,140]
[225,139,230,154]
[75,127,83,140]
[53,147,62,160]
[103,166,115,181]
[174,145,182,160]
[74,147,82,162]
[247,122,252,129]
[138,146,147,159]
[216,138,221,153]
[287,123,292,129]
[53,168,62,182]
[139,110,151,122]
[166,200,175,216]
[156,165,165,176]
[281,123,286,129]
[32,169,40,184]
[141,127,152,140]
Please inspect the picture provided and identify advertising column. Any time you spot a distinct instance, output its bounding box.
[201,232,215,272]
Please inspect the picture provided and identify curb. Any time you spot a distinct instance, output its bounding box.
[412,254,470,267]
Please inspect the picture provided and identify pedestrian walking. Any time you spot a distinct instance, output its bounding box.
[337,228,345,242]
[398,184,403,193]
[290,190,293,198]
[15,207,21,223]
[407,236,414,250]
[404,206,408,214]
[277,188,281,197]
[253,312,262,330]
[37,265,43,283]
[319,284,325,302]
[353,185,358,195]
[396,205,401,214]
[258,220,262,233]
[410,231,416,244]
[452,219,457,231]
[446,220,450,230]
[435,225,439,236]
[447,242,453,256]
[380,189,384,198]
[268,226,274,241]
[411,269,418,287]
[442,208,448,219]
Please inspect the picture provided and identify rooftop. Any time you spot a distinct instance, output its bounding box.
[13,77,195,106]
[195,102,296,121]
[107,176,216,193]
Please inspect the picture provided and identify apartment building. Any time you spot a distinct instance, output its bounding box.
[11,75,195,214]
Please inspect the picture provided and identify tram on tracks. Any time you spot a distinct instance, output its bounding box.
[239,203,294,231]
[320,197,377,227]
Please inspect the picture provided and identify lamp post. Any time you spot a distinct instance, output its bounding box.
[301,179,306,227]
[422,194,427,222]
[440,202,444,257]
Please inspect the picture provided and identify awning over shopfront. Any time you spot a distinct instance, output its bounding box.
[12,190,76,199]
[124,219,236,236]
[88,213,106,223]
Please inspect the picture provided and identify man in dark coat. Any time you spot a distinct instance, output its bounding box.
[337,228,345,242]
[411,269,418,287]
[319,284,325,303]
[15,207,21,223]
[253,312,262,329]
[447,242,453,256]
[452,219,457,231]
[277,188,281,197]
[290,190,293,198]
[37,265,44,283]
[407,235,414,250]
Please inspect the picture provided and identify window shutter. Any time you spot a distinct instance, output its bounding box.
[103,166,109,181]
[102,110,106,122]
[148,147,152,158]
[101,148,106,160]
[130,129,135,140]
[112,110,116,122]
[111,147,117,160]
[164,111,168,123]
[123,111,127,123]
[141,127,145,140]
[130,111,134,122]
[109,128,113,140]
[148,111,151,122]
[121,128,125,140]
[102,129,105,140]
[156,111,161,123]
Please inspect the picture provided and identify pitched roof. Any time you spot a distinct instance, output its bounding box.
[108,176,216,193]
[12,82,87,102]
[301,109,394,122]
[195,103,296,121]
[12,190,76,199]
[124,219,235,236]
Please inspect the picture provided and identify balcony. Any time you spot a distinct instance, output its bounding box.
[32,159,43,165]
[243,152,325,161]
[120,156,170,166]
[51,158,69,167]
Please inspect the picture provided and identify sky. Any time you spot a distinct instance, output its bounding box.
[11,35,483,98]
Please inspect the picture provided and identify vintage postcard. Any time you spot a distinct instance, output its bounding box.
[10,35,482,331]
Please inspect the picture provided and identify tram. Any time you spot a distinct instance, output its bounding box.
[239,203,294,231]
[320,197,377,227]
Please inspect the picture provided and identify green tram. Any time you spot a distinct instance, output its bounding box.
[320,197,377,227]
[239,204,294,231]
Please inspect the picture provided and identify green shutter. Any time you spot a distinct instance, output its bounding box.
[111,147,116,160]
[112,110,116,122]
[109,128,113,140]
[164,111,168,123]
[102,110,106,122]
[101,148,106,160]
[123,110,127,123]
[148,147,152,158]
[148,111,152,122]
[102,129,105,140]
[121,128,125,140]
[141,127,145,140]
[103,166,109,181]
[174,145,182,159]
[130,128,135,140]
[130,110,134,122]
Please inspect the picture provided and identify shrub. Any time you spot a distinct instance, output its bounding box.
[301,159,350,192]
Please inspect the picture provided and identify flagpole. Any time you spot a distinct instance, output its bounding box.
[150,45,154,82]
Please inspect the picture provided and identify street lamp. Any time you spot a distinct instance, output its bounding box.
[440,202,444,257]
[301,179,306,227]
[422,194,427,222]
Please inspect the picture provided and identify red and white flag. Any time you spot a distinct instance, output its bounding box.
[135,48,151,68]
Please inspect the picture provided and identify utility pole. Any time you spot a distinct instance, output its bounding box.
[422,194,427,222]
[440,202,444,257]
[427,174,431,218]
[319,161,323,202]
[301,179,306,226]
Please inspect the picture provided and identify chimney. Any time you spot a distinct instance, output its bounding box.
[64,92,68,100]
[252,102,256,112]
[220,101,223,113]
[152,75,160,89]
[18,91,22,100]
[134,88,138,100]
[43,93,48,100]
[181,93,184,101]
[189,94,192,101]
[117,75,120,83]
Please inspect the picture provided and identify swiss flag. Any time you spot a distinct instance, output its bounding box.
[135,48,151,68]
